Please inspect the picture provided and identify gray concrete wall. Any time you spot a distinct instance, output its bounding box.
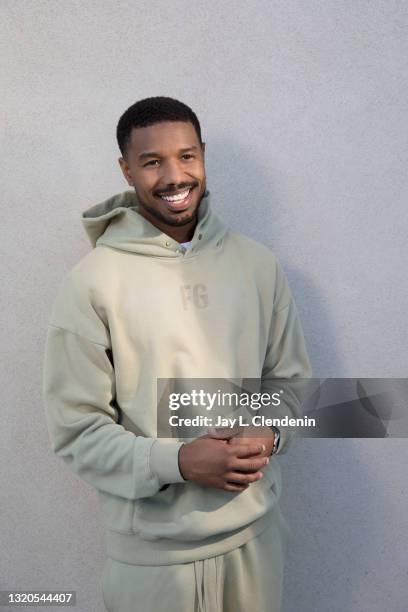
[1,1,407,610]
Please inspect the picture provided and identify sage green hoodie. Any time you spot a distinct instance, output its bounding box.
[42,189,312,565]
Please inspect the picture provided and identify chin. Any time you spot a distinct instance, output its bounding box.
[164,210,196,227]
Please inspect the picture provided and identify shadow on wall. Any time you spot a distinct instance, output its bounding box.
[206,135,343,378]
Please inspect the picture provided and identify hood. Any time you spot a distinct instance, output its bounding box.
[81,189,228,258]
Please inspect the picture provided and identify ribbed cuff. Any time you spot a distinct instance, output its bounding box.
[149,439,186,485]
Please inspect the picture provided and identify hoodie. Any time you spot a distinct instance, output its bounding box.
[42,189,312,565]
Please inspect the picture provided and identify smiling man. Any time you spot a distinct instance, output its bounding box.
[118,120,205,240]
[42,96,312,612]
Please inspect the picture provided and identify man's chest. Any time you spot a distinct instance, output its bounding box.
[102,254,271,356]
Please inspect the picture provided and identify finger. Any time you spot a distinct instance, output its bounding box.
[199,433,228,443]
[233,443,266,458]
[232,456,269,473]
[223,482,249,493]
[224,471,263,485]
[206,426,242,439]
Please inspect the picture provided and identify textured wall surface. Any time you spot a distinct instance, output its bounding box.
[1,1,407,610]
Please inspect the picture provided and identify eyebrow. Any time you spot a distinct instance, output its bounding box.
[138,145,200,161]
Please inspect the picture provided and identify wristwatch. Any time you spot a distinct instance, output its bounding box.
[269,425,281,455]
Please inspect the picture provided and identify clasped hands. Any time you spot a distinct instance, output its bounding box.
[178,425,275,493]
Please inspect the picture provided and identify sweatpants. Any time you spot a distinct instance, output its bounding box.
[101,518,288,612]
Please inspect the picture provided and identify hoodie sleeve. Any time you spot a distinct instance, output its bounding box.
[42,274,185,501]
[259,258,312,455]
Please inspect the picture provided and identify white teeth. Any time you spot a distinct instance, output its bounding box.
[160,189,190,202]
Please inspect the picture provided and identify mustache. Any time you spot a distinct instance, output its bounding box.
[155,184,197,196]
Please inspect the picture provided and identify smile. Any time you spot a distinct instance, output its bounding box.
[160,188,191,202]
[157,187,194,211]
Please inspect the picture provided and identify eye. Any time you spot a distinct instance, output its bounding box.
[144,155,194,167]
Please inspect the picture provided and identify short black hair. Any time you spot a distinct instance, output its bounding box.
[116,96,203,159]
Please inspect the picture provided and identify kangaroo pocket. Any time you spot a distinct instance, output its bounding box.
[131,459,282,542]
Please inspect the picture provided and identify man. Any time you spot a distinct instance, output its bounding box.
[42,96,312,611]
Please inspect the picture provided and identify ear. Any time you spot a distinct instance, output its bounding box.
[201,142,206,158]
[118,157,134,186]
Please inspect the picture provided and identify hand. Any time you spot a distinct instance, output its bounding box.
[178,432,269,493]
[209,425,275,458]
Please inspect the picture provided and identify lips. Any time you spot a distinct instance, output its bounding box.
[158,186,194,198]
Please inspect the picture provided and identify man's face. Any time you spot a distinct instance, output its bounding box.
[118,121,206,231]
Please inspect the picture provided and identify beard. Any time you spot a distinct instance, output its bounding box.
[135,179,207,228]
[141,203,197,227]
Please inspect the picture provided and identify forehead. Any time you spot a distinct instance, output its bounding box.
[128,121,200,157]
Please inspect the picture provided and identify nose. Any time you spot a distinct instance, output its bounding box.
[160,158,187,187]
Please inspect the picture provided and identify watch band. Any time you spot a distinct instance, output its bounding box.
[270,425,281,455]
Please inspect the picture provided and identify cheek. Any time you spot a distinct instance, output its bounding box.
[133,172,155,191]
[195,163,205,178]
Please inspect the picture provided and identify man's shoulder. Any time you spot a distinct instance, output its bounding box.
[227,229,279,267]
[48,247,113,344]
[60,245,116,291]
[50,247,114,318]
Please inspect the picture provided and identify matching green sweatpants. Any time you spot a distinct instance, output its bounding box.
[101,519,287,612]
